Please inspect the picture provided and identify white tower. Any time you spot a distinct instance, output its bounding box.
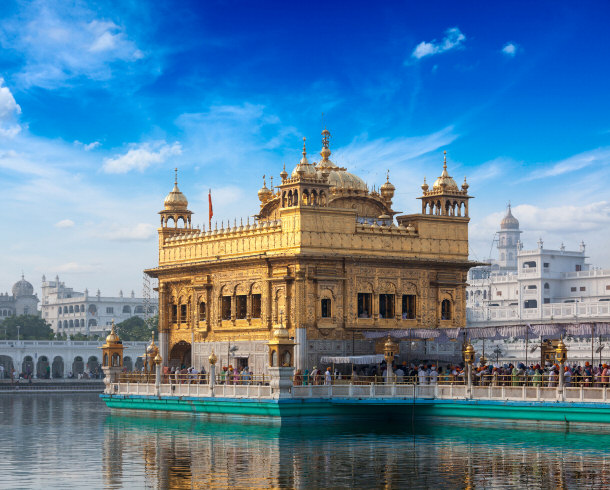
[497,203,522,271]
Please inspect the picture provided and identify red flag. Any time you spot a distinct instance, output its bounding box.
[208,189,213,229]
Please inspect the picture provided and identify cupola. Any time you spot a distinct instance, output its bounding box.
[159,169,192,229]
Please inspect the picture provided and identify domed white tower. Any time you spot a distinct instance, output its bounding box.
[496,203,522,271]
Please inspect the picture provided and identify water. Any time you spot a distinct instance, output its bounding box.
[3,394,610,488]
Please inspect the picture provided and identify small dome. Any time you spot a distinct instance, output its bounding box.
[12,275,34,297]
[258,176,273,202]
[500,204,519,230]
[432,152,459,192]
[273,325,290,339]
[291,137,318,178]
[164,183,188,210]
[380,171,395,200]
[106,324,120,344]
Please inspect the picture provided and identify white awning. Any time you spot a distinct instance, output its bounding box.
[319,354,386,365]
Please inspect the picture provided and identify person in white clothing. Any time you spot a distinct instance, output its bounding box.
[418,365,427,385]
[324,367,332,385]
[429,366,438,385]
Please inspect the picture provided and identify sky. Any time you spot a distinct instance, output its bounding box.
[1,0,610,299]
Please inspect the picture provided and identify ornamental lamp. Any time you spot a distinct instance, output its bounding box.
[383,335,399,365]
[555,338,568,364]
[463,342,475,365]
[209,350,218,366]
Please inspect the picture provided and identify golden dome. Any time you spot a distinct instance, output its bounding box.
[209,350,218,365]
[273,325,290,339]
[432,152,459,192]
[500,203,519,230]
[153,353,163,364]
[146,334,159,356]
[106,322,120,344]
[380,170,395,200]
[258,176,273,203]
[291,137,318,178]
[164,169,188,210]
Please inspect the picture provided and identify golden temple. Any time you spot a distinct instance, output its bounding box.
[145,130,475,373]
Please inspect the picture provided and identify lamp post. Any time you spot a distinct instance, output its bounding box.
[555,336,568,400]
[463,340,475,397]
[479,339,487,367]
[208,350,217,389]
[493,346,502,366]
[383,335,399,384]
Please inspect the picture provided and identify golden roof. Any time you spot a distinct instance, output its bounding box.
[432,152,459,192]
[258,176,273,202]
[163,168,188,210]
[291,138,318,178]
[105,321,120,344]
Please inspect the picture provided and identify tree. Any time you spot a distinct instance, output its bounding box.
[1,315,54,340]
[115,316,156,341]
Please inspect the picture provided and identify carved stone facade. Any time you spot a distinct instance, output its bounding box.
[146,132,475,372]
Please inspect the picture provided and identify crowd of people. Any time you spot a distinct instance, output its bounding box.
[291,361,610,387]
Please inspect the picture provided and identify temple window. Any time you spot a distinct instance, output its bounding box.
[402,295,416,319]
[321,298,331,318]
[199,301,206,321]
[441,299,452,320]
[236,295,247,319]
[222,296,232,320]
[180,304,187,323]
[251,294,262,318]
[171,304,177,323]
[379,294,394,319]
[357,293,371,318]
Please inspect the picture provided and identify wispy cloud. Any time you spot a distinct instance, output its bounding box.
[0,1,148,89]
[410,27,466,60]
[524,147,610,181]
[74,140,101,151]
[55,219,75,228]
[502,42,518,57]
[103,141,182,174]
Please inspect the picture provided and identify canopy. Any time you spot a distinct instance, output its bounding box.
[319,354,386,365]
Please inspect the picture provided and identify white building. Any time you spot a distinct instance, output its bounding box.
[0,275,40,318]
[41,275,157,336]
[467,206,610,324]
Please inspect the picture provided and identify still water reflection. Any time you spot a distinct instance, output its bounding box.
[3,394,610,488]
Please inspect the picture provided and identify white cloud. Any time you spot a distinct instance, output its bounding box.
[525,147,610,181]
[55,219,75,228]
[411,27,466,60]
[0,78,22,138]
[502,42,518,57]
[103,141,182,174]
[104,223,157,241]
[0,3,147,89]
[74,140,101,151]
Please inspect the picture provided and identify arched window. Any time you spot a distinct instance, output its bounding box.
[271,350,278,367]
[483,291,487,300]
[544,283,550,289]
[122,305,131,314]
[282,350,291,367]
[199,301,206,321]
[88,319,97,327]
[441,300,452,320]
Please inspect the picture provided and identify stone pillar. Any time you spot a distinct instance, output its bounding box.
[269,366,294,399]
[295,327,307,371]
[159,331,169,367]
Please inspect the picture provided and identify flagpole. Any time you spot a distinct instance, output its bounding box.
[208,189,213,230]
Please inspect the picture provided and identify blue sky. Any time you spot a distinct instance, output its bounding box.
[1,0,610,297]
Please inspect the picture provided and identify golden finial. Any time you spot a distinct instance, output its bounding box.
[386,169,390,182]
[174,168,178,185]
[300,137,309,165]
[270,175,274,191]
[443,151,447,170]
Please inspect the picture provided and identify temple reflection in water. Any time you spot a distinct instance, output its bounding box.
[102,413,610,489]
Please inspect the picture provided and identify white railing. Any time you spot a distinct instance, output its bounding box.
[109,381,610,405]
[468,302,610,323]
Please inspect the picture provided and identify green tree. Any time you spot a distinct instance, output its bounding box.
[115,316,156,341]
[1,315,54,340]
